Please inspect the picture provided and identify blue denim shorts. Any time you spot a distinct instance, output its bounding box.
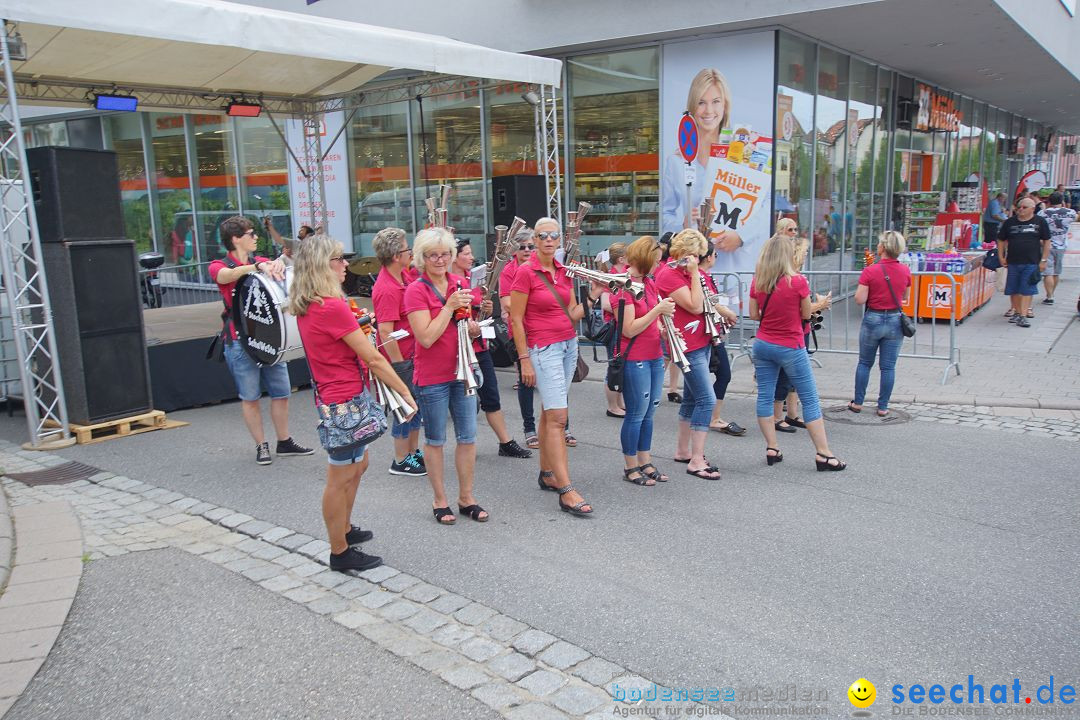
[529,338,577,411]
[1004,264,1039,296]
[326,444,369,466]
[224,340,292,402]
[416,380,477,446]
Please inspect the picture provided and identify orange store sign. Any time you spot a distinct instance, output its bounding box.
[915,84,962,132]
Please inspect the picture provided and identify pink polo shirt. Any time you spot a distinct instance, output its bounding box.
[511,255,576,349]
[498,258,521,299]
[617,277,662,362]
[654,263,709,353]
[750,274,811,350]
[371,266,417,361]
[403,272,468,386]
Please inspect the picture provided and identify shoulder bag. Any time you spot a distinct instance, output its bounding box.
[882,268,916,338]
[605,298,640,392]
[312,373,387,452]
[535,270,589,382]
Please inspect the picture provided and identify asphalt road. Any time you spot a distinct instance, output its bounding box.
[3,376,1078,714]
[5,549,501,720]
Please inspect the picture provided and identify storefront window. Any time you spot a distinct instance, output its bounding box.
[569,46,658,257]
[193,114,240,261]
[848,58,877,262]
[873,68,893,237]
[413,89,484,248]
[813,47,850,264]
[350,100,413,255]
[148,112,196,267]
[237,115,293,249]
[776,34,816,260]
[103,114,152,253]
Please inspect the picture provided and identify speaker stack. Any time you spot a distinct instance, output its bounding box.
[27,146,152,425]
[492,175,548,228]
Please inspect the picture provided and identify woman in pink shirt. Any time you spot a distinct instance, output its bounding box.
[614,236,676,485]
[404,228,488,526]
[510,218,592,516]
[289,234,416,574]
[851,230,911,417]
[749,234,845,471]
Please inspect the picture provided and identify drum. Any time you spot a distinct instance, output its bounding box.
[232,267,305,366]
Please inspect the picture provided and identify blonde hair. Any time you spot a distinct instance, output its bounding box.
[625,236,659,276]
[878,230,906,259]
[686,68,731,130]
[607,242,627,267]
[372,227,407,267]
[669,229,708,260]
[754,234,798,295]
[775,217,798,235]
[791,236,810,268]
[412,227,456,271]
[288,234,345,316]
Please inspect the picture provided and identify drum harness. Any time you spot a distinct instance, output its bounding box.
[206,253,257,362]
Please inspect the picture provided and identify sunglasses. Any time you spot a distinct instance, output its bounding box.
[243,229,257,237]
[536,231,561,240]
[518,244,536,251]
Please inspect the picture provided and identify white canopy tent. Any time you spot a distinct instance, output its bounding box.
[0,0,563,448]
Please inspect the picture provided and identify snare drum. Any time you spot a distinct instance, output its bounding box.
[232,267,305,365]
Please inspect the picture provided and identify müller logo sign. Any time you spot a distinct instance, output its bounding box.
[915,84,962,132]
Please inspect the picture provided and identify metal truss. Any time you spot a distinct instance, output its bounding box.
[300,113,329,231]
[0,24,72,449]
[539,84,563,224]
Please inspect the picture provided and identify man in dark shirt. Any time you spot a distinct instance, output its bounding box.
[998,198,1051,328]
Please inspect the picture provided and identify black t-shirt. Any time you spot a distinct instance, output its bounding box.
[998,215,1050,265]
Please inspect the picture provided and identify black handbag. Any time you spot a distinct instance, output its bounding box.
[582,302,616,346]
[982,248,1001,271]
[605,299,638,392]
[882,268,916,338]
[487,317,515,368]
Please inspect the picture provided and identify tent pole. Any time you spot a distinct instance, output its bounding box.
[0,19,73,450]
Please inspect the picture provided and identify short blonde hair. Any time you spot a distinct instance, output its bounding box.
[669,229,708,260]
[775,217,798,235]
[535,217,560,231]
[412,227,456,270]
[878,230,906,259]
[625,236,659,276]
[607,242,627,266]
[686,68,731,130]
[288,234,345,316]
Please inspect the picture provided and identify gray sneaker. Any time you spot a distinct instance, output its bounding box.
[1015,317,1031,328]
[256,442,272,465]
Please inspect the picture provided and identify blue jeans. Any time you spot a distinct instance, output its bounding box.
[620,357,664,456]
[517,363,536,435]
[853,310,903,411]
[416,381,477,447]
[224,340,291,401]
[678,345,717,431]
[752,339,822,421]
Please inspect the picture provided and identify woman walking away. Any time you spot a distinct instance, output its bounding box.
[617,236,677,486]
[290,234,417,573]
[850,230,911,417]
[654,229,721,480]
[511,217,593,516]
[700,245,744,437]
[404,228,489,526]
[749,235,845,471]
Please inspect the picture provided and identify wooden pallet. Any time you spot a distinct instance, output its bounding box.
[48,410,188,445]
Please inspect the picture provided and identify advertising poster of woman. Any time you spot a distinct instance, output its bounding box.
[661,33,776,277]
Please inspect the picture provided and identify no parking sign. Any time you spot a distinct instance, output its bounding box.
[678,113,698,164]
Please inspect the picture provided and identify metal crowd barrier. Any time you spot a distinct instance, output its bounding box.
[712,269,961,386]
[137,260,220,309]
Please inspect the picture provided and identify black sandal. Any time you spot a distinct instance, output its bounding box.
[458,504,489,522]
[815,453,847,472]
[557,484,593,516]
[433,506,456,525]
[686,466,722,481]
[766,447,784,466]
[774,420,796,433]
[639,463,668,482]
[537,470,558,492]
[785,416,806,428]
[622,466,654,486]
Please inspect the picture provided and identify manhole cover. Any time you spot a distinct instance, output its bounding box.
[4,461,103,486]
[823,405,911,425]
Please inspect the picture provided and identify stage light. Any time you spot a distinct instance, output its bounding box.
[226,101,262,117]
[95,93,138,112]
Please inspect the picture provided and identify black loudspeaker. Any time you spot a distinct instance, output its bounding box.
[41,240,152,425]
[27,147,124,242]
[492,175,548,227]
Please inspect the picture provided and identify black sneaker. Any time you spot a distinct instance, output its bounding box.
[276,437,314,457]
[256,442,272,465]
[1042,298,1054,305]
[389,454,427,477]
[411,449,426,469]
[498,439,532,458]
[345,525,373,545]
[328,547,382,573]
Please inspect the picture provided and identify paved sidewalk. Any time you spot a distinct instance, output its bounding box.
[0,483,10,592]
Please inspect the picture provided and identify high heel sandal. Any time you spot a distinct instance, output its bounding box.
[557,484,593,516]
[815,453,847,472]
[766,448,784,466]
[538,470,558,492]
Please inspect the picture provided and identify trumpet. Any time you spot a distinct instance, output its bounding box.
[353,309,416,423]
[562,201,592,265]
[564,265,643,299]
[482,216,526,298]
[660,311,691,373]
[699,273,725,346]
[426,184,453,228]
[453,281,482,396]
[697,197,714,237]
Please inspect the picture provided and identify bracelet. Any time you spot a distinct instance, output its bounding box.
[518,355,530,361]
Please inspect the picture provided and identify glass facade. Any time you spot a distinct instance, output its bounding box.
[17,31,1064,272]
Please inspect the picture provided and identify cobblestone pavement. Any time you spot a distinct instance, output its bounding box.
[0,440,713,720]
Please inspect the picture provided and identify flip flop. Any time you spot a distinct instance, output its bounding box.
[847,402,862,414]
[686,466,722,481]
